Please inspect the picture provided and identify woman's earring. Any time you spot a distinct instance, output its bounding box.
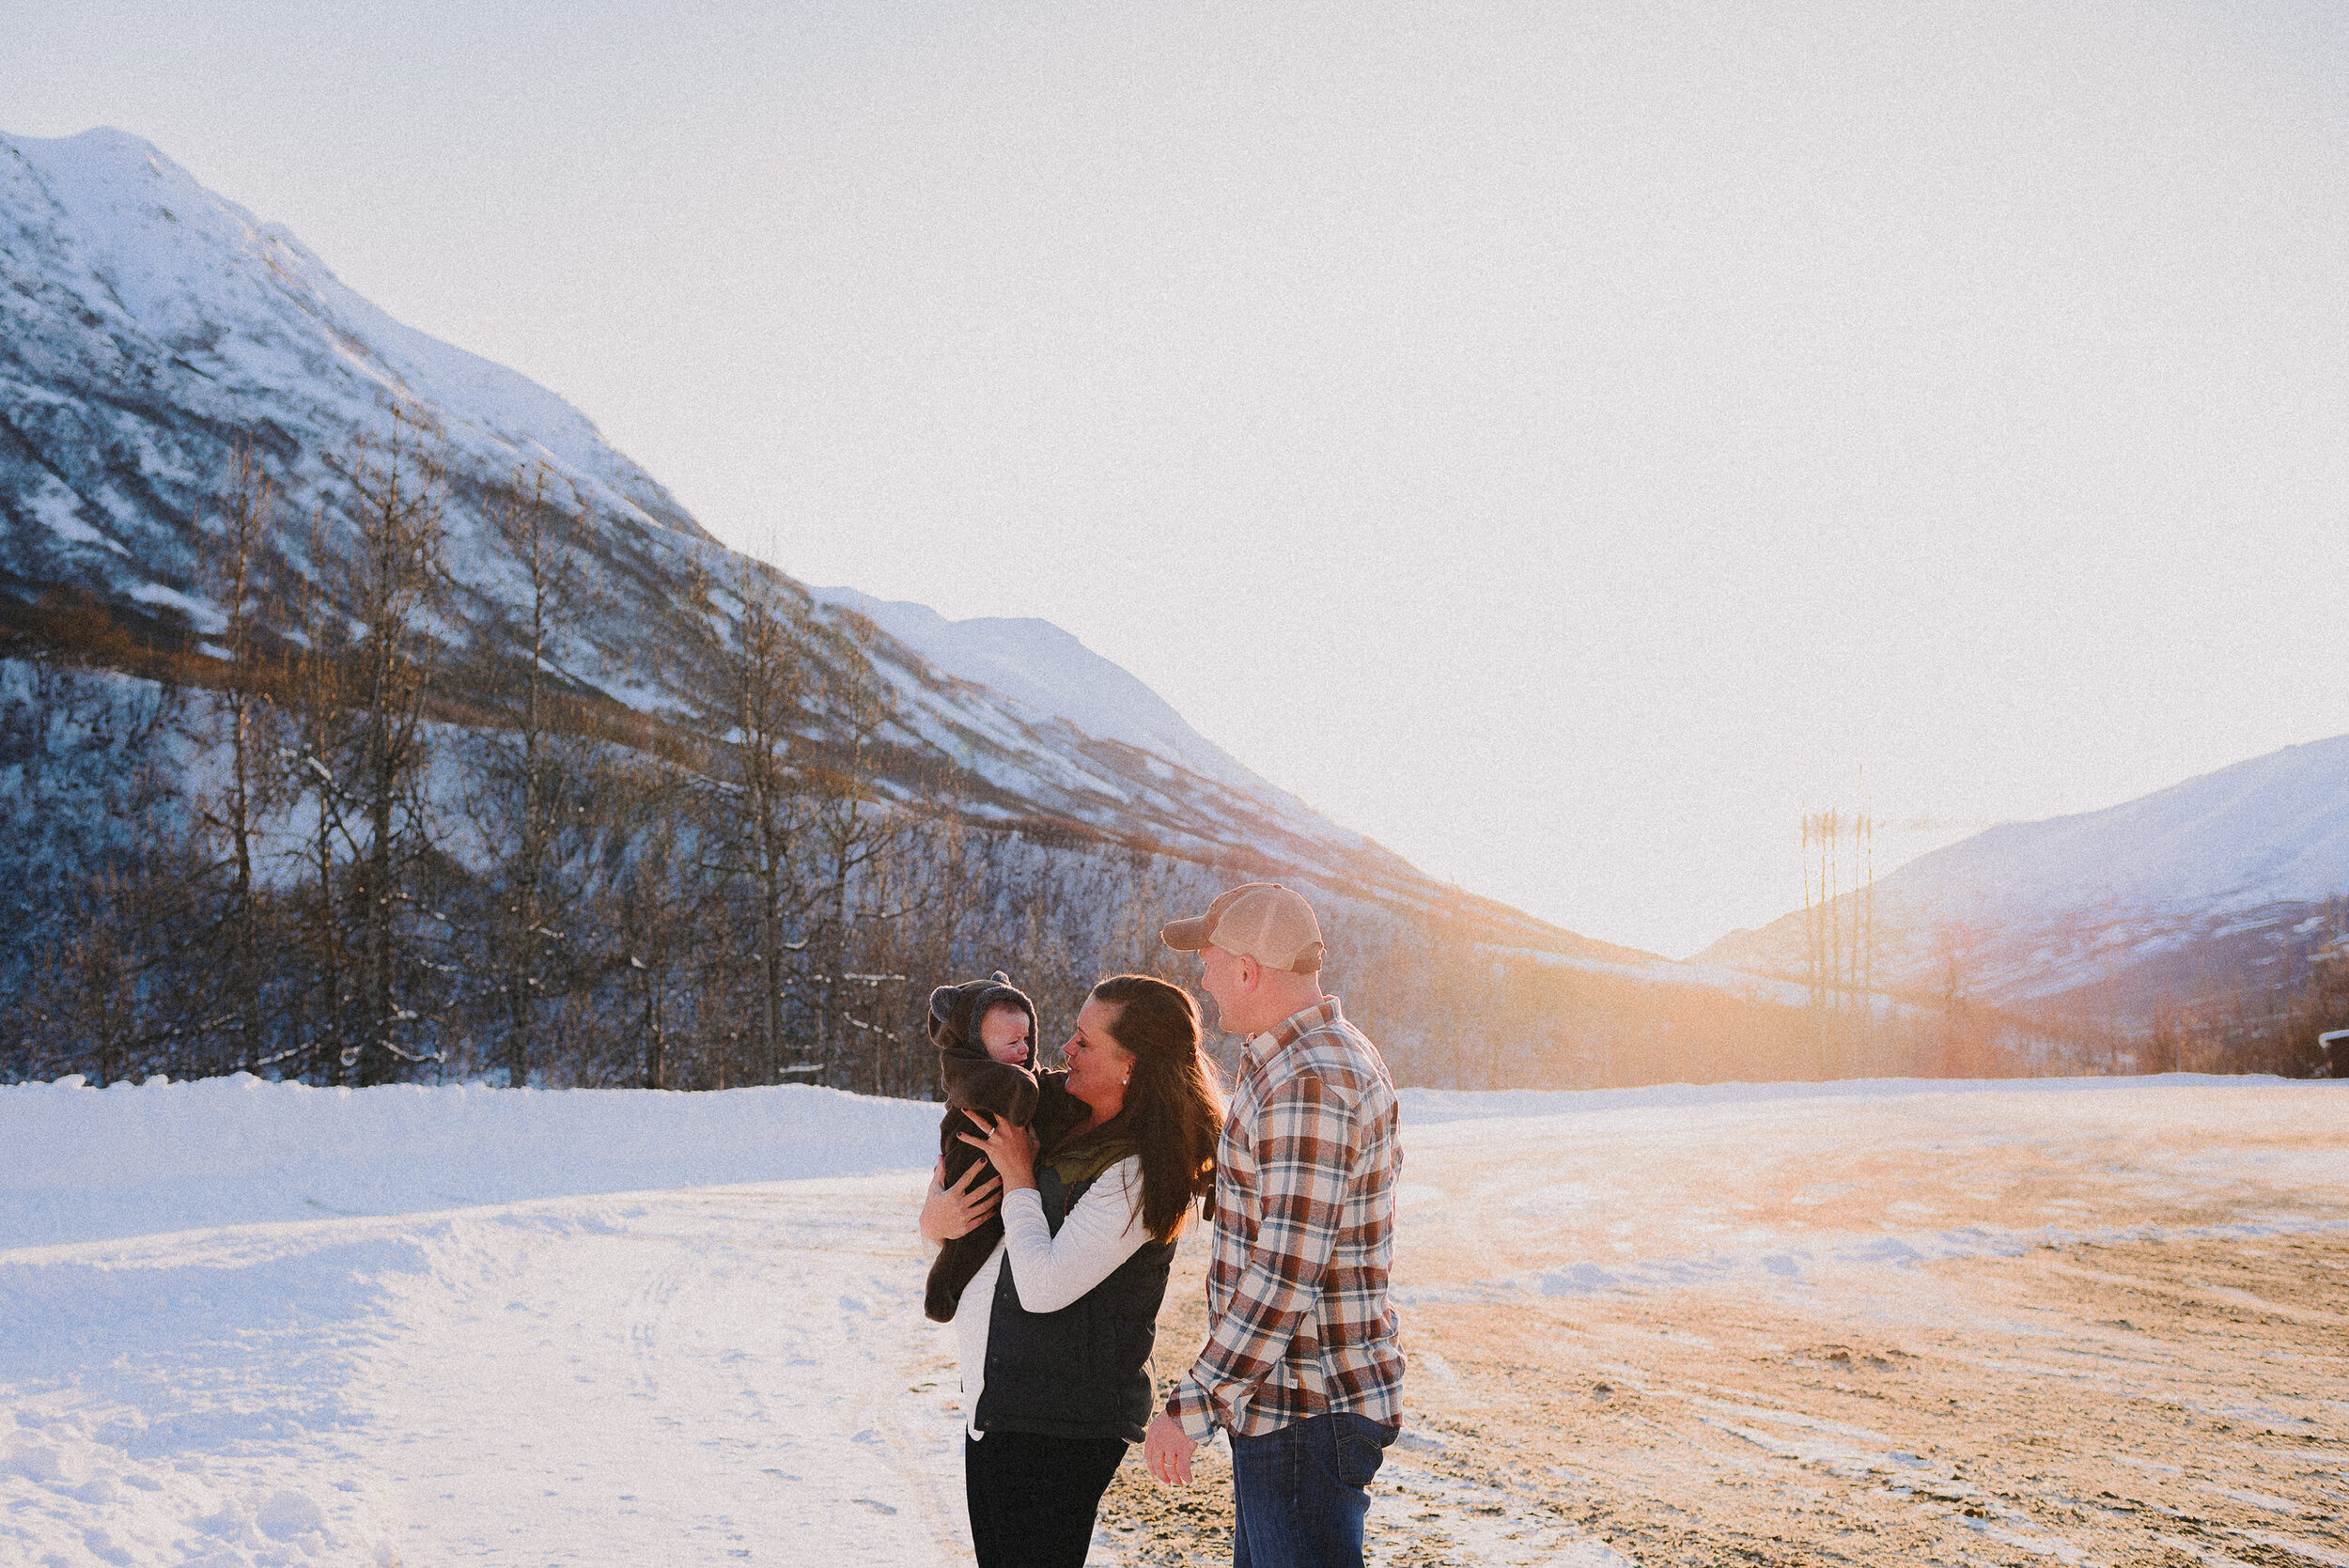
[1123,1071,1131,1085]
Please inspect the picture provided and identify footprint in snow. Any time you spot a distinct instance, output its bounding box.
[853,1498,898,1514]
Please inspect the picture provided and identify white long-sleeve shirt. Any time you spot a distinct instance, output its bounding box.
[950,1156,1149,1439]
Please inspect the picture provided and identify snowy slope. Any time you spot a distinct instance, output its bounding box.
[1864,735,2349,921]
[1697,735,2349,1012]
[811,587,1283,803]
[1,126,1610,944]
[0,129,705,566]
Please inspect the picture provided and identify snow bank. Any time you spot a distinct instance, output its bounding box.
[13,1070,2333,1254]
[0,1075,941,1250]
[1396,1070,2326,1126]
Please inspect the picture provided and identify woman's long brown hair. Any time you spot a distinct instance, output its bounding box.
[1089,973,1224,1244]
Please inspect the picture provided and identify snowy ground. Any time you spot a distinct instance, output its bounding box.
[5,1074,2345,1566]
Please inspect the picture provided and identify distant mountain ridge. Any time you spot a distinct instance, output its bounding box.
[0,125,1610,958]
[1697,736,2349,1018]
[809,587,1283,801]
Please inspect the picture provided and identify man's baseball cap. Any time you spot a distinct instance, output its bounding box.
[1160,882,1325,973]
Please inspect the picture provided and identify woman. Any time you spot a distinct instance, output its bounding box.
[920,973,1223,1567]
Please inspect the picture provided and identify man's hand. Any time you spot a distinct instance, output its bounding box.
[1143,1411,1199,1486]
[919,1157,1003,1246]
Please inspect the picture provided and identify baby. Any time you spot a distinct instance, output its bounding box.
[923,971,1083,1323]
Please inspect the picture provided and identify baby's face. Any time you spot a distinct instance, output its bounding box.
[977,1004,1033,1066]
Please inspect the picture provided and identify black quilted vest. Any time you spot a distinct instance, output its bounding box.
[972,1164,1174,1444]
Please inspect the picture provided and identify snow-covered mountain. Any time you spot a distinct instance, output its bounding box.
[809,587,1271,798]
[0,126,1597,951]
[1697,737,2349,1017]
[0,128,706,566]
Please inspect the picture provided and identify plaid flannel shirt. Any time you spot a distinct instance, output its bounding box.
[1167,996,1404,1441]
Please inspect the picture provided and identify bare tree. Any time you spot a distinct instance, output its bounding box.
[692,576,811,1085]
[872,793,991,1096]
[614,764,704,1090]
[336,410,450,1085]
[193,444,283,1072]
[802,616,906,1087]
[1,641,195,1080]
[281,499,359,1082]
[21,881,143,1084]
[474,468,597,1086]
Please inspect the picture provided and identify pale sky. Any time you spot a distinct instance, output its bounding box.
[16,0,2349,957]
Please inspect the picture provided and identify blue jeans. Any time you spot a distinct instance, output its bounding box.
[1229,1412,1398,1568]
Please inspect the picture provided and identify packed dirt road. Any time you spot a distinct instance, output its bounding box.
[1097,1079,2349,1568]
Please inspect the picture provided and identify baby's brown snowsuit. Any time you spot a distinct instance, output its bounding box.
[925,972,1086,1324]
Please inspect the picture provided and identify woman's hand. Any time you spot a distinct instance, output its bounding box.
[920,1157,1003,1245]
[957,1110,1041,1193]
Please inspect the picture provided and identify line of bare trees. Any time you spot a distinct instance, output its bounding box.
[20,432,2295,1095]
[0,428,1242,1093]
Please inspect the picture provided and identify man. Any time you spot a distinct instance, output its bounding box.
[1142,882,1404,1568]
